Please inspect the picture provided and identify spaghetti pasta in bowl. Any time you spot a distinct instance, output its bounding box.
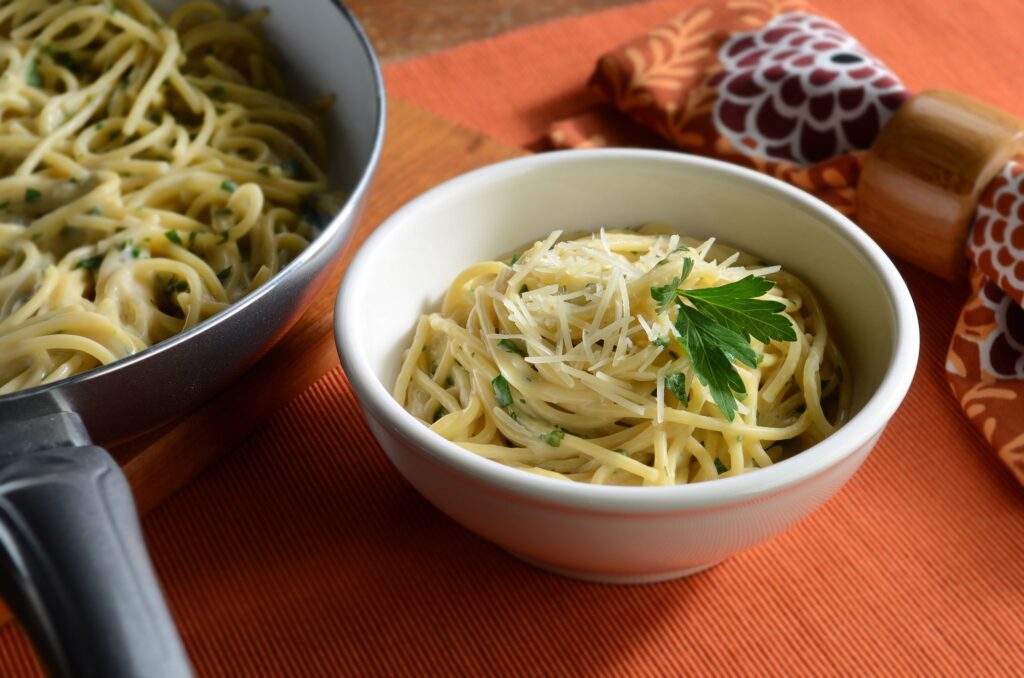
[393,227,850,486]
[336,150,918,583]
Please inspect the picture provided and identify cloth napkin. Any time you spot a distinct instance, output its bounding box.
[546,0,1024,484]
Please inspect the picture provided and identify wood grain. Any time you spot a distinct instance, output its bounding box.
[113,97,524,516]
[346,0,642,62]
[857,89,1024,281]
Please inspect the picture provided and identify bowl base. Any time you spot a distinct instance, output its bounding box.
[508,551,722,585]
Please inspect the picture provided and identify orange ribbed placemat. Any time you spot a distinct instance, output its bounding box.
[2,1,1023,674]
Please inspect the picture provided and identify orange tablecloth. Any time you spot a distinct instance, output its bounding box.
[2,1,1022,674]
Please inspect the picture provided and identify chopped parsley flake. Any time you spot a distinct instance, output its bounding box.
[24,188,41,204]
[714,458,727,474]
[491,374,513,407]
[75,253,104,272]
[542,429,565,447]
[665,372,688,406]
[54,51,77,72]
[221,180,237,193]
[497,339,527,357]
[26,58,42,88]
[87,206,102,216]
[163,275,188,294]
[164,229,182,244]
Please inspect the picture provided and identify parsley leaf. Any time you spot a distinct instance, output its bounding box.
[651,270,795,420]
[24,188,41,204]
[714,458,727,474]
[681,275,796,343]
[491,375,513,407]
[651,281,677,314]
[497,339,526,357]
[164,229,182,245]
[650,258,693,313]
[673,302,756,421]
[221,180,237,193]
[665,372,688,406]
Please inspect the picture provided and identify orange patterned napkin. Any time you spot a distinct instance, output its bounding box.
[547,0,1024,484]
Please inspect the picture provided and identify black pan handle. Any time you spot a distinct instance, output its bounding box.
[0,412,192,677]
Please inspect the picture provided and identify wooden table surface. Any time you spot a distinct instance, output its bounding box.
[346,0,642,62]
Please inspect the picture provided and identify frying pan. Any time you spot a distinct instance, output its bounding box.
[0,2,385,675]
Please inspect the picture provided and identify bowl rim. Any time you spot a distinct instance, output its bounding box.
[335,148,920,513]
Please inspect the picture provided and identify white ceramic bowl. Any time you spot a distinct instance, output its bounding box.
[335,149,918,584]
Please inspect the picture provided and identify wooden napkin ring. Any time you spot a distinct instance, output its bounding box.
[856,89,1024,281]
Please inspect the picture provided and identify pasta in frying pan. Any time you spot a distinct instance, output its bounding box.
[0,0,337,394]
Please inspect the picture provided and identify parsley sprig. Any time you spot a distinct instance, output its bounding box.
[651,267,797,421]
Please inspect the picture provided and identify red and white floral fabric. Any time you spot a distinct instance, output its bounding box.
[546,0,1024,484]
[714,13,906,164]
[949,164,1024,479]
